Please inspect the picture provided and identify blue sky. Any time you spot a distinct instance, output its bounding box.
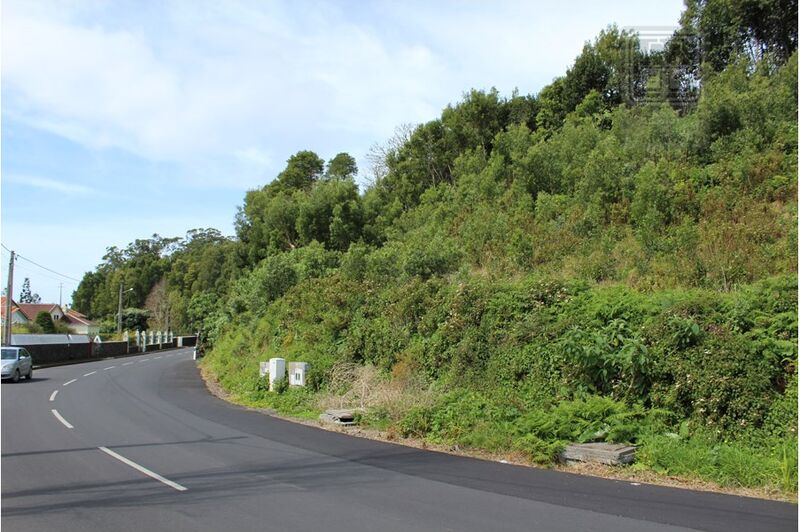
[1,0,683,305]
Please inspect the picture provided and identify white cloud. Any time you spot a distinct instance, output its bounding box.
[4,174,96,196]
[1,0,452,188]
[2,0,684,190]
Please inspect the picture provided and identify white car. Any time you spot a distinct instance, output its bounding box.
[2,347,33,382]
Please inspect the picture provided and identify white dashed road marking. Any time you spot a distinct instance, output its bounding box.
[63,379,77,386]
[98,447,187,492]
[49,390,58,402]
[83,371,97,377]
[104,366,115,371]
[52,409,74,429]
[122,362,134,366]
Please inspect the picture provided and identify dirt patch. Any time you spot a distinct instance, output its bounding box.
[198,367,796,503]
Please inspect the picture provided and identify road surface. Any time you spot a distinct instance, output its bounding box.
[2,349,796,531]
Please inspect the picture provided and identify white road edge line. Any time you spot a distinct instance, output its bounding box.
[51,409,73,429]
[63,379,77,386]
[83,371,97,377]
[104,366,115,371]
[49,390,58,402]
[98,447,187,491]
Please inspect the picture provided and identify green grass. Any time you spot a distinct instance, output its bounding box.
[637,433,798,493]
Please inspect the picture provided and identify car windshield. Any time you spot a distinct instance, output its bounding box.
[2,349,18,360]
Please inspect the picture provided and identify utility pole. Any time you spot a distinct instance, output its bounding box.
[117,283,123,334]
[117,285,133,334]
[4,251,15,346]
[59,283,63,308]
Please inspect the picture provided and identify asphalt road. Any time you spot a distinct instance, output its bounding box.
[2,348,796,532]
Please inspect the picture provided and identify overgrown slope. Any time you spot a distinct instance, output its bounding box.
[75,3,799,495]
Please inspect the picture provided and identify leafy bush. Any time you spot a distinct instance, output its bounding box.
[399,406,433,438]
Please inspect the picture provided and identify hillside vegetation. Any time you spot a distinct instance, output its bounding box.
[75,1,798,495]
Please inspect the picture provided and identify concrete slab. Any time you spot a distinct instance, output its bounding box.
[561,442,636,465]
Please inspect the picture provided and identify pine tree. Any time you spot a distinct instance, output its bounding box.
[19,278,33,303]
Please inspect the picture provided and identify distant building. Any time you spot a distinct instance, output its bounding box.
[0,297,29,326]
[1,297,99,336]
[15,302,65,323]
[63,309,100,336]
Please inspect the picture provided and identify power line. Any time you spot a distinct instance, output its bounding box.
[13,263,75,286]
[16,255,82,282]
[0,244,82,283]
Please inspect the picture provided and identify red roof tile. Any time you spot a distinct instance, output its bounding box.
[16,303,60,321]
[0,296,20,320]
[64,309,95,326]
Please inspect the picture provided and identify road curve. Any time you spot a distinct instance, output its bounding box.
[2,348,796,532]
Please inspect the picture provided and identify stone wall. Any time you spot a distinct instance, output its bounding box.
[94,341,130,358]
[19,343,92,365]
[13,338,183,367]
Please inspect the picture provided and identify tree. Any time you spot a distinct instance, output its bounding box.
[145,278,170,330]
[18,278,40,303]
[326,153,358,180]
[661,0,798,111]
[72,270,105,316]
[236,187,304,262]
[670,0,798,74]
[536,27,645,129]
[35,311,56,334]
[296,179,364,250]
[276,150,324,190]
[366,123,415,184]
[120,308,150,331]
[19,278,31,303]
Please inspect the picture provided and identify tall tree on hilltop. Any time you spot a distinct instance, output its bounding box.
[325,153,358,181]
[276,150,324,190]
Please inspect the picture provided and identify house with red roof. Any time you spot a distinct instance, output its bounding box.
[0,296,29,326]
[16,302,66,323]
[0,296,99,335]
[63,309,100,335]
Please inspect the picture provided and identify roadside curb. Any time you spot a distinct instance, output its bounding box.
[197,365,797,504]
